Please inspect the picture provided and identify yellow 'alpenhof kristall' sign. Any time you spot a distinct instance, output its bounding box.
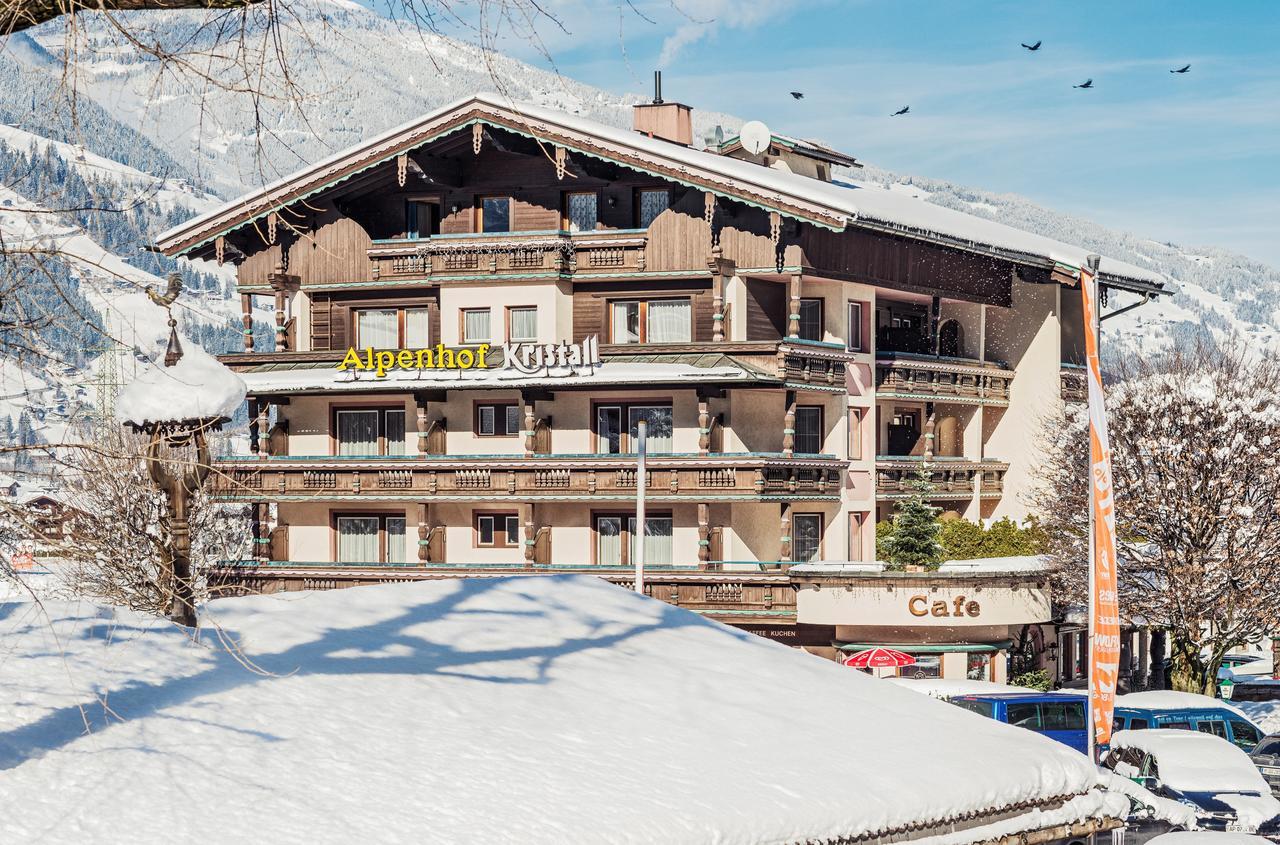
[336,337,601,379]
[338,344,491,378]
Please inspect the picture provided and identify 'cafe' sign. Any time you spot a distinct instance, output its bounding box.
[908,594,981,619]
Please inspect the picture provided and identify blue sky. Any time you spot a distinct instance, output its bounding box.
[440,0,1280,266]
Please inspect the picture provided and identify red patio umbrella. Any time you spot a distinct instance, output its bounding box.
[841,647,916,669]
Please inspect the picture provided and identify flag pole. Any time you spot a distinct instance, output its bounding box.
[1086,253,1101,764]
[635,418,647,595]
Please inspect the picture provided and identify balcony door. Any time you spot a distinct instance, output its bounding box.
[595,514,673,566]
[887,409,920,457]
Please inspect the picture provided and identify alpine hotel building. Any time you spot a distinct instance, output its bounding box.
[154,93,1164,675]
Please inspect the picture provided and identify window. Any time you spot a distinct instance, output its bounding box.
[848,408,864,460]
[897,655,940,680]
[1041,701,1086,731]
[594,514,672,565]
[1128,717,1149,730]
[794,406,823,454]
[405,200,439,239]
[792,513,821,562]
[476,403,521,437]
[336,514,409,563]
[953,699,994,718]
[609,298,691,344]
[798,298,823,341]
[479,196,511,233]
[847,301,865,352]
[507,307,538,342]
[564,192,598,232]
[462,308,491,343]
[354,306,432,348]
[637,189,670,228]
[1231,720,1263,750]
[1198,720,1228,739]
[966,653,991,681]
[476,513,520,548]
[594,403,673,454]
[335,408,406,456]
[1007,702,1042,730]
[355,309,397,348]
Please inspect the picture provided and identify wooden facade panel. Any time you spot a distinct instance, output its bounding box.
[571,280,713,344]
[237,206,375,288]
[744,278,787,341]
[642,189,709,272]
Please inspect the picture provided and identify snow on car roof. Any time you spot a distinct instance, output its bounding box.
[1110,729,1269,793]
[1,575,1121,844]
[1117,690,1251,719]
[885,678,1028,699]
[1147,833,1275,845]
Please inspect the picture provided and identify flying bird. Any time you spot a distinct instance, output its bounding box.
[1073,79,1093,89]
[790,91,804,99]
[1021,40,1042,51]
[1171,64,1191,74]
[891,106,910,116]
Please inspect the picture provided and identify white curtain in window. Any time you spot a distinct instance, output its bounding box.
[384,411,406,456]
[611,302,640,344]
[337,517,379,562]
[385,517,407,563]
[509,308,537,341]
[358,310,398,348]
[629,406,673,453]
[505,405,521,436]
[639,190,669,228]
[630,517,673,565]
[793,515,821,562]
[405,309,431,347]
[465,309,490,342]
[567,194,598,232]
[647,299,691,343]
[337,411,379,456]
[597,517,622,565]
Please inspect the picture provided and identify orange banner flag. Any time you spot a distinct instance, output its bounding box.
[1080,263,1121,749]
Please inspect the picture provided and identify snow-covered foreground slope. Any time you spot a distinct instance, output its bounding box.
[0,575,1122,844]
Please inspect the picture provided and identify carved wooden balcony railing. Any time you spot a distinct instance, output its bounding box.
[367,230,648,282]
[1060,365,1087,404]
[204,562,798,622]
[211,453,846,502]
[874,352,1012,407]
[874,458,1010,500]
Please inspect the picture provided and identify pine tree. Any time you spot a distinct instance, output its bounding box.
[885,466,942,569]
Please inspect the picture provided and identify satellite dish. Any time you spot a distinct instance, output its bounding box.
[739,120,772,155]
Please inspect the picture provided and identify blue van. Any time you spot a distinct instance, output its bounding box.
[949,693,1089,754]
[1113,692,1265,752]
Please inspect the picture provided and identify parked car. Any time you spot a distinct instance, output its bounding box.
[1250,735,1280,798]
[948,692,1087,753]
[1114,691,1266,752]
[1146,833,1274,845]
[1103,730,1280,837]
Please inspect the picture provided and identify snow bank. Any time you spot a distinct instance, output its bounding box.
[1118,690,1251,719]
[1,576,1119,844]
[115,344,246,426]
[1148,833,1275,845]
[1237,701,1280,735]
[937,556,1051,573]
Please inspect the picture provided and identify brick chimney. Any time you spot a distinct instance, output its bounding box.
[632,71,692,146]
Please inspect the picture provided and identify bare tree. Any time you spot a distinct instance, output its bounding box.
[1,426,248,615]
[1032,340,1280,694]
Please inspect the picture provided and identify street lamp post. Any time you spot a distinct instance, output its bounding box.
[635,418,646,595]
[118,278,245,627]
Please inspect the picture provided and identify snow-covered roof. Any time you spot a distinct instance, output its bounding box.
[154,93,1165,289]
[1,575,1126,844]
[938,556,1052,573]
[116,344,247,426]
[1109,730,1270,794]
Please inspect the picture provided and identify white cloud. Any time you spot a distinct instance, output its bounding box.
[656,0,793,66]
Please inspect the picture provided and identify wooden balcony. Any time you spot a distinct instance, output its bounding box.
[874,458,1009,501]
[205,563,798,624]
[210,453,846,502]
[367,230,648,282]
[1060,366,1087,404]
[874,353,1012,407]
